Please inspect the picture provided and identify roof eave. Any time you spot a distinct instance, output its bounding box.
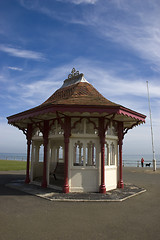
[7,103,146,125]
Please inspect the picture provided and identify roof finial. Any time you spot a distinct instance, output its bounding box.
[68,68,80,79]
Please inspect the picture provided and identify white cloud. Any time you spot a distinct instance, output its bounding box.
[57,0,98,4]
[20,0,160,69]
[4,57,160,117]
[3,65,70,110]
[19,0,39,9]
[0,45,45,61]
[3,57,160,107]
[72,58,160,99]
[85,0,160,69]
[2,59,160,155]
[8,66,23,71]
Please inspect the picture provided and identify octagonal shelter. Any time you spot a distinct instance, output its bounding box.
[7,68,146,193]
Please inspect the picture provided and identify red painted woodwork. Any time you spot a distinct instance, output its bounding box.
[7,104,146,124]
[98,117,106,194]
[41,120,49,188]
[25,124,32,184]
[63,116,71,193]
[118,122,124,188]
[63,138,69,193]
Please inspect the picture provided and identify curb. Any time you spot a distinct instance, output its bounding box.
[6,182,146,202]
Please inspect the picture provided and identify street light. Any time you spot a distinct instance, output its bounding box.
[146,81,156,171]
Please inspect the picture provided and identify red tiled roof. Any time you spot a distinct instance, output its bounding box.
[42,82,119,107]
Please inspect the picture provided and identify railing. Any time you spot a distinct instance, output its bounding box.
[0,154,160,168]
[123,160,160,168]
[0,154,44,162]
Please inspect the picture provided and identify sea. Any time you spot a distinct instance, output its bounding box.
[0,152,160,168]
[0,153,43,162]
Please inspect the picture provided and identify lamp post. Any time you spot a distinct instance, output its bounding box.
[146,81,156,171]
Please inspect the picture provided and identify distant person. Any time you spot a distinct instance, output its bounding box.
[141,157,144,167]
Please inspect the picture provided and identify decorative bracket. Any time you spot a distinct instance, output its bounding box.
[123,121,141,137]
[56,111,65,130]
[12,123,27,136]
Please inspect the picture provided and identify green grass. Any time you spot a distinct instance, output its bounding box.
[0,159,27,171]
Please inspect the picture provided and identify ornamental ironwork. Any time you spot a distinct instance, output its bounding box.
[68,68,80,78]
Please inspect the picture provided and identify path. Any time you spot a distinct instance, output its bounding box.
[0,168,160,240]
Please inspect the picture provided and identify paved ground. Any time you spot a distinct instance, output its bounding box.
[0,168,160,240]
[7,180,146,202]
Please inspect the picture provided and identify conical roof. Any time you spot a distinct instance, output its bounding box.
[42,71,119,107]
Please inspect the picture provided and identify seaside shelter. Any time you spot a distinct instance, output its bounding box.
[7,68,146,193]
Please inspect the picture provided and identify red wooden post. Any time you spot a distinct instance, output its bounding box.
[25,124,32,184]
[41,120,49,188]
[118,122,124,188]
[99,117,106,194]
[63,116,71,193]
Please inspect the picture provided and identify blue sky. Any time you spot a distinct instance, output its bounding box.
[0,0,160,156]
